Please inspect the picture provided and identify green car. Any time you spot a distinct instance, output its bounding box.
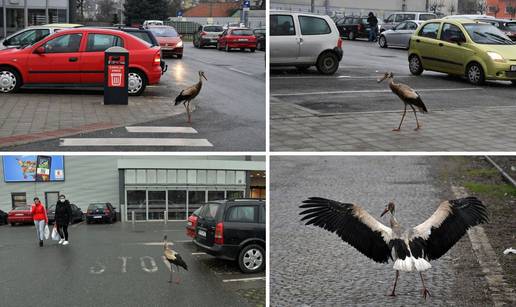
[408,18,516,85]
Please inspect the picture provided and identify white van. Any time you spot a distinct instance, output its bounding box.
[380,12,437,32]
[143,20,164,28]
[270,11,343,75]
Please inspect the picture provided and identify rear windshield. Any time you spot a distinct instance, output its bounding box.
[129,32,154,45]
[463,23,514,44]
[14,206,30,211]
[204,26,223,32]
[201,203,220,219]
[149,27,178,37]
[231,29,253,36]
[88,203,106,209]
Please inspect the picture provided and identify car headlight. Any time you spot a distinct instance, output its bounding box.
[487,51,505,63]
[177,41,183,48]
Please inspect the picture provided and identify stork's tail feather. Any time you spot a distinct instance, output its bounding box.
[174,91,187,105]
[175,254,188,271]
[413,257,432,271]
[415,96,428,113]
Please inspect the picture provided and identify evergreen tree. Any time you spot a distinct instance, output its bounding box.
[124,0,170,26]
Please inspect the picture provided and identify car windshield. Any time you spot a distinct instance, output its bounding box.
[14,206,30,211]
[149,27,178,37]
[231,29,253,36]
[204,26,223,32]
[464,23,515,44]
[503,22,516,31]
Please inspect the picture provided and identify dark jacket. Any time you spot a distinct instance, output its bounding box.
[367,15,378,27]
[55,200,72,225]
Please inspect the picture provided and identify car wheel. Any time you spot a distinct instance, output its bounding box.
[378,35,388,48]
[511,80,516,86]
[256,41,262,50]
[466,62,485,85]
[238,244,265,273]
[10,223,14,226]
[0,67,22,93]
[409,54,423,75]
[316,52,339,75]
[127,69,147,96]
[177,54,183,59]
[250,48,255,53]
[348,32,355,40]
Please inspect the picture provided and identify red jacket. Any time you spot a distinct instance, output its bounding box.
[31,203,48,223]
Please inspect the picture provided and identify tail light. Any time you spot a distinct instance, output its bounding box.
[200,31,207,37]
[192,216,198,228]
[104,209,110,216]
[153,52,161,65]
[358,24,363,31]
[337,37,343,49]
[214,222,224,245]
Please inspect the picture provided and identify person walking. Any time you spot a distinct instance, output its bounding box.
[31,197,48,247]
[367,12,379,42]
[55,195,72,246]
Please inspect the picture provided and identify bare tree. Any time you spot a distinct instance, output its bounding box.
[477,0,487,15]
[429,0,445,14]
[448,2,456,15]
[489,5,500,17]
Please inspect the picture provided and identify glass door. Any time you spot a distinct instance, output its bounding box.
[126,190,146,221]
[168,189,187,220]
[148,190,166,220]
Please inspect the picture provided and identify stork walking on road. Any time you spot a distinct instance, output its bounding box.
[378,72,428,131]
[163,235,188,284]
[175,71,207,123]
[299,196,488,299]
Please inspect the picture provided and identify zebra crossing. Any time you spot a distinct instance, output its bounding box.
[59,126,213,147]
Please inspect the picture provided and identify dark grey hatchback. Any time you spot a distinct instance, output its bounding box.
[193,199,265,273]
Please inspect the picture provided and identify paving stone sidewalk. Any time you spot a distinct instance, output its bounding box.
[271,100,516,151]
[0,93,182,140]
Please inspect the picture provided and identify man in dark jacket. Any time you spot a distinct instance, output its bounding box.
[367,12,378,42]
[55,195,72,245]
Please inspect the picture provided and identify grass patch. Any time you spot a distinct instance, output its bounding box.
[465,168,499,178]
[464,182,516,198]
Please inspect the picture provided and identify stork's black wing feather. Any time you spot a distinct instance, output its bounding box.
[299,197,393,263]
[411,197,488,261]
[174,90,187,105]
[174,253,188,271]
[411,93,428,113]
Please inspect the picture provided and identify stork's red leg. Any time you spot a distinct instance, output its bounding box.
[168,268,173,283]
[186,101,192,124]
[419,272,431,300]
[393,105,407,131]
[388,270,399,296]
[410,105,421,130]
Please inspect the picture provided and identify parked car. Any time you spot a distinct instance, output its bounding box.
[223,23,245,30]
[217,28,257,52]
[194,199,265,273]
[473,18,516,41]
[378,20,422,49]
[193,24,224,48]
[408,19,516,85]
[0,23,82,50]
[86,202,117,224]
[335,16,372,40]
[0,209,8,225]
[143,20,164,27]
[147,25,183,58]
[253,27,266,51]
[186,206,203,238]
[381,12,436,32]
[7,206,33,226]
[270,11,343,75]
[47,203,84,224]
[0,28,162,95]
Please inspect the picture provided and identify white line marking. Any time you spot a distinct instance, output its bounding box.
[140,256,158,273]
[271,87,482,97]
[89,261,106,274]
[60,138,213,147]
[175,240,193,243]
[136,242,173,246]
[191,252,206,255]
[228,67,253,76]
[126,127,198,134]
[222,277,266,283]
[270,75,412,79]
[118,256,131,273]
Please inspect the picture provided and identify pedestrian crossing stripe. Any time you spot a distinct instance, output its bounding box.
[125,127,198,133]
[59,138,213,147]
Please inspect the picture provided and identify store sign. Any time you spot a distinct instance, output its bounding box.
[2,155,65,182]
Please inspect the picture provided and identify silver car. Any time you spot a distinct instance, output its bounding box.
[378,20,422,49]
[380,12,436,32]
[270,11,343,75]
[0,24,81,49]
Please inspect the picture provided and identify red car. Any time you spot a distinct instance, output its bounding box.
[147,25,183,59]
[186,207,203,238]
[0,28,162,95]
[217,28,257,52]
[8,206,33,226]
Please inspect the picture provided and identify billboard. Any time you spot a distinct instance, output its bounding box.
[2,155,65,182]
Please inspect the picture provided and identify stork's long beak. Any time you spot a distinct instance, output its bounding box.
[380,207,389,217]
[377,75,387,83]
[202,74,207,81]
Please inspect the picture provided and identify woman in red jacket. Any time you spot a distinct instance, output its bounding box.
[31,197,48,247]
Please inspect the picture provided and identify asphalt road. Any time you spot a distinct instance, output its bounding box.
[0,221,265,307]
[2,44,265,151]
[271,40,515,114]
[270,156,492,306]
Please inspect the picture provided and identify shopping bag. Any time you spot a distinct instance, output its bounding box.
[51,226,60,241]
[44,224,50,240]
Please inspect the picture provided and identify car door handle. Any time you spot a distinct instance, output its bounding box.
[438,43,444,47]
[68,57,78,62]
[297,37,303,44]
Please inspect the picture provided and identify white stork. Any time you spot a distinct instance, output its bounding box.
[378,72,428,131]
[163,235,188,283]
[174,71,207,123]
[299,196,488,299]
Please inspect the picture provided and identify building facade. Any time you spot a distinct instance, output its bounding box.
[0,155,266,222]
[487,0,516,18]
[0,0,71,39]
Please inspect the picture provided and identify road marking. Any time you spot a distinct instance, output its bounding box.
[175,240,193,243]
[60,138,213,147]
[228,67,253,76]
[222,277,266,283]
[191,252,206,255]
[140,256,158,273]
[90,261,106,274]
[125,126,198,134]
[272,87,482,97]
[270,75,412,79]
[135,242,173,246]
[118,256,131,273]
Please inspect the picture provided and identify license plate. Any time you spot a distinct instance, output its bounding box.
[187,221,192,226]
[238,38,248,42]
[511,65,516,71]
[198,230,206,237]
[210,39,217,42]
[93,216,102,219]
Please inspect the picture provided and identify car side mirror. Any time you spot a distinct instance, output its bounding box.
[35,46,45,54]
[2,39,8,46]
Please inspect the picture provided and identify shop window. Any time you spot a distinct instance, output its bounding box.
[0,9,5,39]
[208,191,225,201]
[28,9,47,26]
[6,8,24,36]
[225,171,235,184]
[197,170,207,184]
[168,190,186,220]
[48,9,67,24]
[11,192,27,209]
[127,190,146,220]
[148,191,165,220]
[188,190,206,215]
[227,190,244,199]
[250,187,265,199]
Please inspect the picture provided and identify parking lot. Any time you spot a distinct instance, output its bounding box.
[270,40,516,151]
[0,221,265,306]
[0,44,265,151]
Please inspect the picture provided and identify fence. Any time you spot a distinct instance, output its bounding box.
[166,17,266,40]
